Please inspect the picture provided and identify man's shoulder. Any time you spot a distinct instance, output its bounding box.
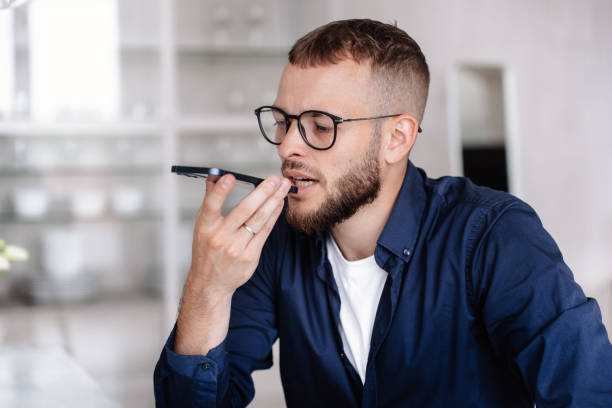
[424,173,527,218]
[419,174,551,280]
[417,173,540,243]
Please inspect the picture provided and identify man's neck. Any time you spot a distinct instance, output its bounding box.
[330,165,406,261]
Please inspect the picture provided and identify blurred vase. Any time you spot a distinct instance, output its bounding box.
[71,190,107,219]
[42,228,83,280]
[13,188,49,219]
[25,228,98,304]
[111,187,143,217]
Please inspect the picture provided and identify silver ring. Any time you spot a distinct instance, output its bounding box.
[243,224,256,237]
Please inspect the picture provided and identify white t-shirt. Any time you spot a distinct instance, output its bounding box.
[326,234,388,384]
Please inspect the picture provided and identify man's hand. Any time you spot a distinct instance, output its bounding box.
[175,173,291,356]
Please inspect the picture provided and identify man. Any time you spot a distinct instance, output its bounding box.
[154,19,612,407]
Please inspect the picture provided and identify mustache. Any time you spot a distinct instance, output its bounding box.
[281,161,323,181]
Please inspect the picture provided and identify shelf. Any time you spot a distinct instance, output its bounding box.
[119,44,159,53]
[178,115,256,133]
[0,210,162,224]
[0,121,162,137]
[0,166,163,176]
[18,43,289,57]
[0,118,262,136]
[15,43,158,53]
[175,44,289,57]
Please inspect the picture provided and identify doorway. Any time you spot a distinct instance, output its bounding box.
[447,64,521,195]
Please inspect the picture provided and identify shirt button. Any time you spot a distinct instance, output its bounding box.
[339,352,345,359]
[403,248,411,256]
[202,362,212,370]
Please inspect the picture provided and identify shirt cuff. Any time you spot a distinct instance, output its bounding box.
[163,325,227,382]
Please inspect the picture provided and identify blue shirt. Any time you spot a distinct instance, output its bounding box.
[154,161,612,407]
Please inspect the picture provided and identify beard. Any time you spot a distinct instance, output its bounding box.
[284,131,382,235]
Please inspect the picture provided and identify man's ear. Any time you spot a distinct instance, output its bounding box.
[383,114,419,165]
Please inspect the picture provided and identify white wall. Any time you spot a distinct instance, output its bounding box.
[325,0,612,326]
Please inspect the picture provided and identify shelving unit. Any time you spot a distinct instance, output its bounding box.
[0,0,332,330]
[0,0,166,305]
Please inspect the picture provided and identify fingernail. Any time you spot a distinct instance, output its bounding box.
[268,176,280,187]
[281,178,290,189]
[222,176,232,187]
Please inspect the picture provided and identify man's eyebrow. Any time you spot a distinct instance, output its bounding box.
[272,106,331,117]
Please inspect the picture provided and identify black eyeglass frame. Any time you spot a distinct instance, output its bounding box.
[254,105,422,151]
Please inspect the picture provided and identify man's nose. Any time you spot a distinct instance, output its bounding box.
[277,118,307,160]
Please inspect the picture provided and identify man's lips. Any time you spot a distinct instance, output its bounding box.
[283,170,319,184]
[282,169,320,194]
[282,169,318,180]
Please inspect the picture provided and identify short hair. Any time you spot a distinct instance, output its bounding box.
[288,19,430,122]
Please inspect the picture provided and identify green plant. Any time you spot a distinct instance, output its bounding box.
[0,238,29,278]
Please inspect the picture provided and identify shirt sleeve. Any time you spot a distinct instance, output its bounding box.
[153,326,228,407]
[470,200,612,407]
[153,223,282,407]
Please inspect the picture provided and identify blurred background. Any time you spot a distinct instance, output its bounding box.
[0,0,610,406]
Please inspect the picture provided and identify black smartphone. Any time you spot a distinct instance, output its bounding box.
[171,165,298,194]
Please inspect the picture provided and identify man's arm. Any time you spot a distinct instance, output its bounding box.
[177,173,290,356]
[154,173,291,407]
[471,201,612,407]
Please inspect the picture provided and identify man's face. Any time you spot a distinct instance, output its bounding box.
[274,60,383,234]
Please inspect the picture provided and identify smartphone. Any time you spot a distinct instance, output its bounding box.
[171,165,298,194]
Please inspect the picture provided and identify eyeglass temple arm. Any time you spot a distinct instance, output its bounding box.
[340,114,423,133]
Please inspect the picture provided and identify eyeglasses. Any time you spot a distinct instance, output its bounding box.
[254,105,422,151]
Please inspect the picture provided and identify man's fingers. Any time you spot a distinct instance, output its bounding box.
[198,174,235,223]
[242,178,291,234]
[206,174,221,184]
[244,199,285,255]
[231,177,291,249]
[224,175,285,231]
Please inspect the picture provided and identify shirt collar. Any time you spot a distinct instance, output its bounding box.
[312,160,427,275]
[376,160,427,263]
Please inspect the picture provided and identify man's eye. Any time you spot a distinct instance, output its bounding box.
[315,124,332,132]
[275,120,287,128]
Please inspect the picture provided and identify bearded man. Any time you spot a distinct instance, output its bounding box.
[154,19,612,407]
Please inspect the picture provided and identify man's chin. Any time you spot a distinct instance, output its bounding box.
[285,205,306,224]
[287,193,320,212]
[284,206,321,235]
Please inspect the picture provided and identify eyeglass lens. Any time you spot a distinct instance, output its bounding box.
[258,108,335,149]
